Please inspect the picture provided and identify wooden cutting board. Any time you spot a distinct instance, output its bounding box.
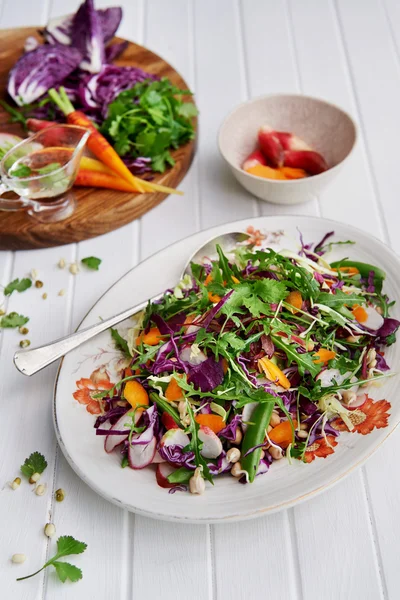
[0,27,196,250]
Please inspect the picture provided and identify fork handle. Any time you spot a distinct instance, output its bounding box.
[13,296,156,376]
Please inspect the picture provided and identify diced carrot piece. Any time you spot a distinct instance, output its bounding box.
[313,348,336,364]
[222,358,229,374]
[195,414,225,434]
[333,266,360,275]
[269,419,298,448]
[205,274,213,286]
[245,164,287,180]
[136,326,162,346]
[208,291,221,303]
[258,357,291,389]
[352,305,368,323]
[280,167,307,179]
[231,275,240,284]
[286,290,303,313]
[165,377,184,402]
[123,380,149,409]
[124,367,133,378]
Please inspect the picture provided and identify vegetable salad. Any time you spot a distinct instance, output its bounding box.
[89,231,398,493]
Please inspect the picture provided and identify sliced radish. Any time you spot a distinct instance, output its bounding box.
[128,436,157,469]
[104,413,131,454]
[156,463,177,488]
[159,428,190,449]
[180,345,207,365]
[241,402,258,433]
[316,368,351,388]
[198,426,223,459]
[152,450,166,464]
[347,392,368,409]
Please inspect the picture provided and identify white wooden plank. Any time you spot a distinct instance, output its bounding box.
[0,0,49,26]
[132,4,210,600]
[0,245,75,600]
[294,472,384,600]
[193,0,259,228]
[335,0,400,252]
[289,0,386,237]
[332,3,400,598]
[213,512,300,600]
[46,1,142,597]
[140,0,198,261]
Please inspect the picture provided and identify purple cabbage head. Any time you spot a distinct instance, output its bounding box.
[8,45,82,105]
[71,0,105,73]
[105,40,129,63]
[44,4,122,46]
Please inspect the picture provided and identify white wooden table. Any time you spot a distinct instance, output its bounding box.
[1,0,400,598]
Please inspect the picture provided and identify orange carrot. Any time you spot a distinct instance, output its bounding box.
[208,291,221,303]
[269,419,298,448]
[313,348,336,364]
[352,305,368,323]
[75,170,139,192]
[136,326,162,346]
[245,164,287,180]
[333,266,360,275]
[123,380,149,409]
[48,87,145,193]
[285,290,303,313]
[165,377,184,402]
[280,166,307,179]
[258,357,291,389]
[195,414,225,434]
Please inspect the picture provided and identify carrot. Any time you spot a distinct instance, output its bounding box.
[285,290,303,313]
[280,166,307,179]
[48,87,145,193]
[333,266,360,275]
[48,88,183,197]
[208,291,221,303]
[352,305,368,323]
[313,348,336,364]
[165,377,184,402]
[123,380,149,409]
[258,357,291,389]
[269,419,298,448]
[195,414,225,434]
[75,170,139,192]
[245,164,287,180]
[136,326,162,346]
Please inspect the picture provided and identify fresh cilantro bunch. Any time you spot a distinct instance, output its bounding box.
[101,78,198,173]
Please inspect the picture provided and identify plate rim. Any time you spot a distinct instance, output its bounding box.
[53,214,400,523]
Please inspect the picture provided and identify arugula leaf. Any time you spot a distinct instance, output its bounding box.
[0,312,29,328]
[81,256,102,271]
[52,562,82,583]
[4,278,32,295]
[271,335,321,377]
[20,451,47,479]
[17,536,87,583]
[317,290,365,309]
[110,328,130,356]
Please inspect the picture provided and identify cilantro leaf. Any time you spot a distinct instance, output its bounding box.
[317,290,365,309]
[4,278,32,295]
[17,536,87,583]
[20,451,47,478]
[110,328,130,356]
[81,256,102,270]
[56,536,87,558]
[222,331,246,351]
[0,312,29,328]
[252,279,287,303]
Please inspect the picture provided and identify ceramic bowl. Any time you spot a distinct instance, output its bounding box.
[218,94,357,205]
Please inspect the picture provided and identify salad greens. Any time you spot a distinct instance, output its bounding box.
[94,233,398,493]
[20,451,47,479]
[4,278,32,296]
[101,78,197,172]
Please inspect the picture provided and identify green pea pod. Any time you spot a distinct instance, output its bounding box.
[330,260,386,293]
[167,467,193,485]
[241,402,274,483]
[149,392,180,422]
